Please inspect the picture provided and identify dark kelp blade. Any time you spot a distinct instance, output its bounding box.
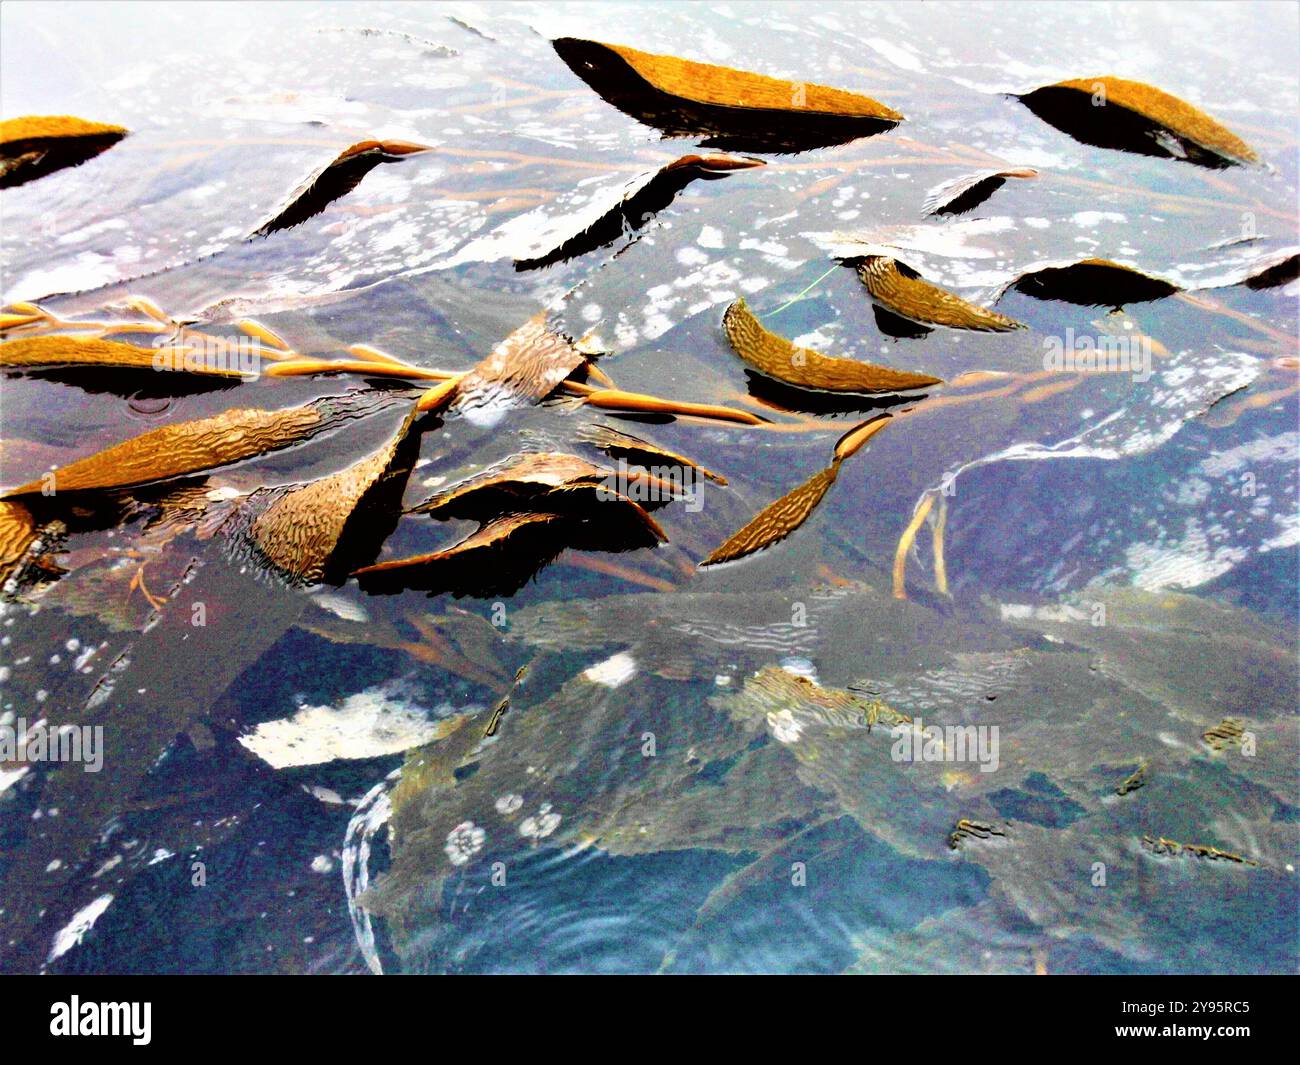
[412,452,609,519]
[922,167,1038,216]
[857,256,1023,332]
[0,115,128,188]
[723,297,942,393]
[699,461,841,567]
[1016,76,1258,168]
[0,392,395,498]
[514,153,764,270]
[237,405,424,585]
[249,138,433,237]
[553,37,902,152]
[1005,258,1179,306]
[579,422,728,485]
[0,335,250,378]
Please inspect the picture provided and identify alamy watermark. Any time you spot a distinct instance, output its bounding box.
[1043,327,1151,382]
[152,335,262,376]
[0,717,103,772]
[890,717,1000,773]
[596,458,704,512]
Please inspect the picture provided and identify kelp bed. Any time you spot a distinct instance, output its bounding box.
[0,2,1296,974]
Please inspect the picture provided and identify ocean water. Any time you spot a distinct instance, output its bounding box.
[0,0,1296,974]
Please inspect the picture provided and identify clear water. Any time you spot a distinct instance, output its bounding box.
[0,1,1296,974]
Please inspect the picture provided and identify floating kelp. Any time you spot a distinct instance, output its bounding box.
[1201,718,1246,752]
[579,423,727,485]
[0,335,250,379]
[1003,258,1179,307]
[1240,250,1300,291]
[249,139,433,237]
[949,818,1006,849]
[513,153,764,270]
[412,452,614,519]
[1015,76,1258,168]
[856,256,1023,332]
[0,499,39,585]
[436,312,588,424]
[700,416,891,567]
[553,37,902,152]
[723,298,941,394]
[232,406,424,585]
[0,392,395,498]
[1114,759,1150,796]
[0,115,128,188]
[1141,835,1259,866]
[922,166,1038,216]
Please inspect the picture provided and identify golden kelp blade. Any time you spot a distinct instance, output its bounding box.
[514,153,764,270]
[857,257,1023,332]
[553,38,901,151]
[244,407,422,585]
[249,138,433,237]
[354,512,561,577]
[0,335,249,378]
[922,167,1038,216]
[452,312,588,416]
[580,423,728,485]
[720,666,912,731]
[0,499,38,584]
[413,452,610,518]
[699,461,840,567]
[723,298,942,393]
[0,115,128,188]
[1017,76,1257,167]
[0,393,390,498]
[832,413,892,462]
[1006,258,1179,306]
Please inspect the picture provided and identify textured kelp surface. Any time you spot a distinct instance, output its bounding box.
[0,1,1296,974]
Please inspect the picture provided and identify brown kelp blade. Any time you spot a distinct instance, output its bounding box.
[514,153,764,270]
[700,461,841,567]
[235,405,424,585]
[1006,258,1179,307]
[451,312,588,420]
[0,499,38,585]
[700,412,891,568]
[249,139,433,237]
[0,392,396,498]
[354,512,564,595]
[579,423,728,485]
[723,297,941,394]
[554,37,902,153]
[413,452,610,519]
[922,167,1038,216]
[0,115,128,188]
[857,257,1023,332]
[1,335,250,378]
[1016,77,1257,168]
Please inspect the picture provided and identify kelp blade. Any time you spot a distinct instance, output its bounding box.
[0,115,127,188]
[554,37,902,152]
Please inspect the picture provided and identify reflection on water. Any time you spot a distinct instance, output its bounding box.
[0,0,1296,974]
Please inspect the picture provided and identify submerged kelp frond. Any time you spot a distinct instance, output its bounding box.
[856,256,1023,331]
[700,462,841,567]
[723,298,941,394]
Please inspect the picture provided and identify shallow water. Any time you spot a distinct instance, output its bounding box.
[0,1,1297,974]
